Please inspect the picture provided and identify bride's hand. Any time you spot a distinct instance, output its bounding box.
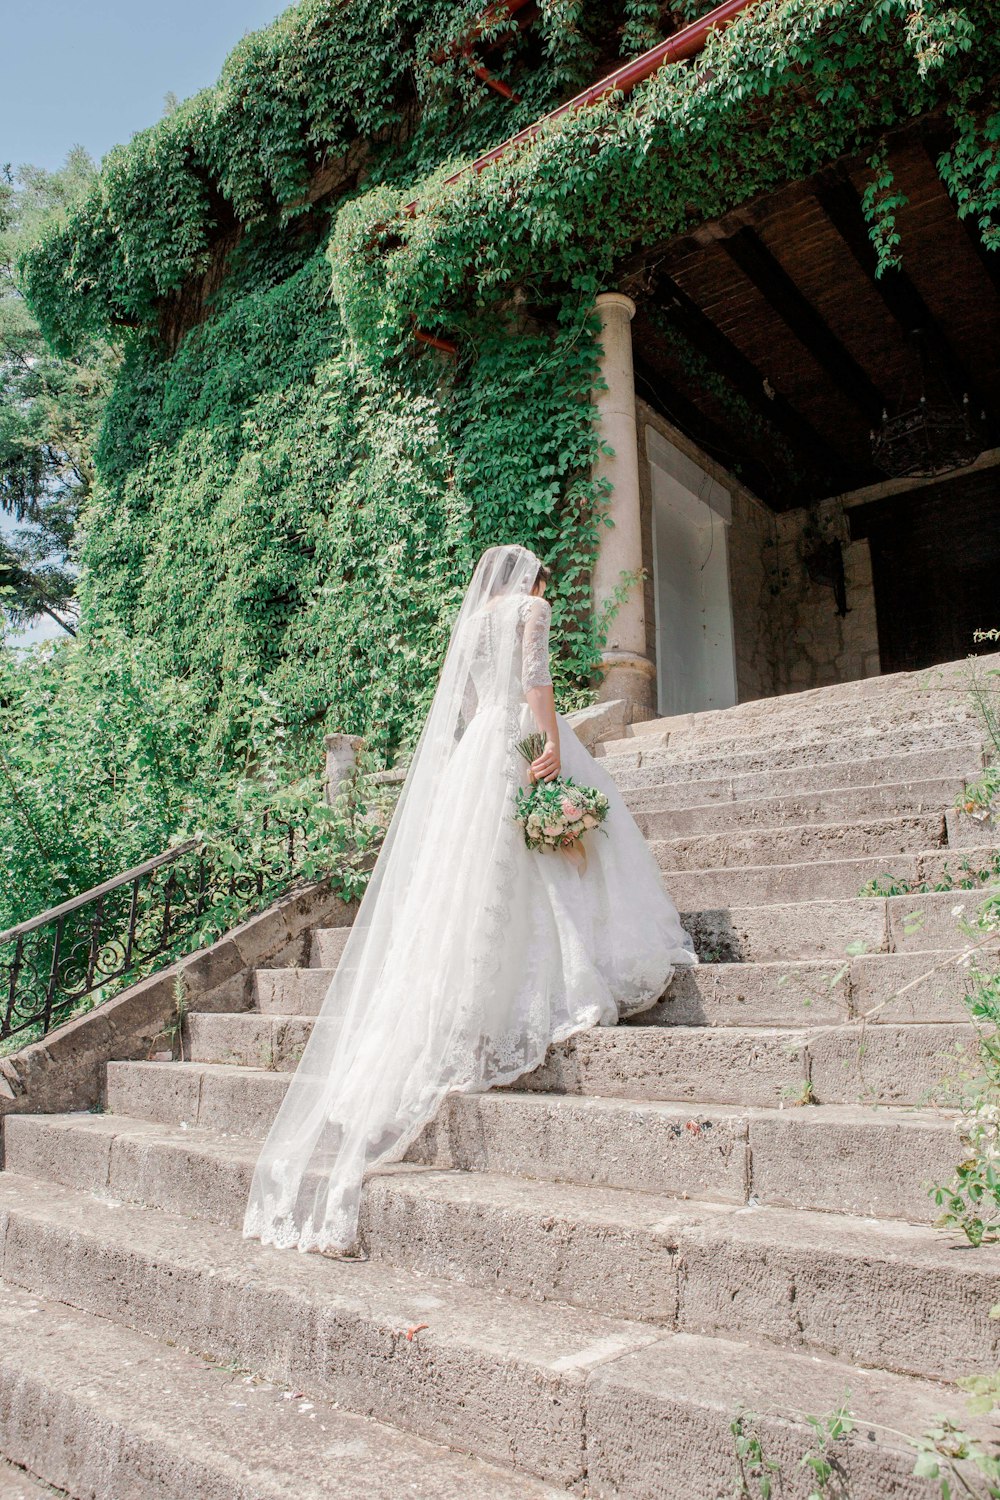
[530,738,560,782]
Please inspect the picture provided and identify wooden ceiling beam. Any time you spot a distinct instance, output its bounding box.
[814,167,998,434]
[719,226,888,426]
[649,271,869,493]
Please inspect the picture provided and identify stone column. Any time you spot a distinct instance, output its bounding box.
[324,733,363,805]
[591,292,656,712]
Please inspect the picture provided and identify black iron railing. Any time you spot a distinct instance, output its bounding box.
[0,810,309,1048]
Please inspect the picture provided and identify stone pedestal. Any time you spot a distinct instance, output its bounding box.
[591,292,655,713]
[324,733,364,804]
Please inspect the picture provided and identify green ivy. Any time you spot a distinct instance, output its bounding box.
[8,0,1000,928]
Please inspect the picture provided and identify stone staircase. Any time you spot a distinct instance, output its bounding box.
[2,658,1000,1498]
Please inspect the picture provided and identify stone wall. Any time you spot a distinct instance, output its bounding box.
[772,499,882,694]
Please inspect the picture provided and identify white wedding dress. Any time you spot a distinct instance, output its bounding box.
[244,544,697,1255]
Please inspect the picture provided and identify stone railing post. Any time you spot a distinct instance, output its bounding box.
[591,291,656,713]
[324,733,364,805]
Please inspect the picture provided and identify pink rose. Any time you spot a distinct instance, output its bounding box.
[543,825,562,838]
[561,799,583,822]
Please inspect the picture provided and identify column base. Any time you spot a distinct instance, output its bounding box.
[595,652,656,715]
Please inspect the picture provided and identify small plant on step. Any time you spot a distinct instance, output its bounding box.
[731,1393,854,1499]
[148,975,189,1062]
[780,1077,817,1107]
[731,1408,782,1499]
[930,964,1000,1247]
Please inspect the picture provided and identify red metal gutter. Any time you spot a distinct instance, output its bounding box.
[405,0,763,219]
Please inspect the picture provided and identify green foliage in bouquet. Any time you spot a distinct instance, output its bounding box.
[514,733,609,853]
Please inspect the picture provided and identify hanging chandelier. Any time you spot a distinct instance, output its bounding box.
[871,329,988,480]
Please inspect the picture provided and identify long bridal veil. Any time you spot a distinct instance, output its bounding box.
[244,543,566,1254]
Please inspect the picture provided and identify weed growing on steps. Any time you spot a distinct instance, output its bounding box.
[859,852,1000,900]
[930,963,1000,1247]
[731,1388,1000,1499]
[148,976,189,1063]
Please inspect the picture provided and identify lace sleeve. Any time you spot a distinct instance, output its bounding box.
[521,595,553,693]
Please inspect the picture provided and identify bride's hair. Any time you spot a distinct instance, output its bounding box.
[530,561,552,594]
[487,547,551,597]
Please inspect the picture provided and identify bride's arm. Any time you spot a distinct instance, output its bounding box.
[522,596,560,781]
[526,684,560,782]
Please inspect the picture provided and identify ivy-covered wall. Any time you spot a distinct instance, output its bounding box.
[17,0,1000,780]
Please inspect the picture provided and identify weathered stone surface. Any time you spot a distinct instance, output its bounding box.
[654,812,946,872]
[665,851,926,908]
[675,1203,1000,1381]
[0,1172,655,1487]
[186,1012,313,1069]
[683,896,889,963]
[565,698,630,751]
[808,1021,976,1107]
[623,745,980,811]
[747,1104,960,1222]
[613,722,982,792]
[850,949,982,1023]
[309,926,351,969]
[585,1332,990,1500]
[410,1092,751,1204]
[604,705,977,771]
[518,1027,811,1108]
[0,1459,53,1500]
[634,776,965,839]
[255,966,334,1014]
[638,960,851,1028]
[0,1277,558,1500]
[105,1059,289,1139]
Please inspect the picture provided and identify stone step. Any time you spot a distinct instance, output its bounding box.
[0,1460,55,1500]
[242,949,980,1031]
[356,1171,1000,1384]
[0,1275,551,1500]
[298,888,995,974]
[633,776,965,839]
[620,654,1000,737]
[653,812,947,872]
[599,703,976,764]
[653,950,978,1026]
[662,843,998,909]
[620,746,981,808]
[0,1172,985,1497]
[6,1116,996,1384]
[412,1092,960,1223]
[309,925,350,969]
[686,886,999,963]
[98,1059,959,1221]
[253,966,337,1017]
[151,1009,978,1110]
[608,724,983,791]
[188,1009,315,1066]
[515,1022,973,1108]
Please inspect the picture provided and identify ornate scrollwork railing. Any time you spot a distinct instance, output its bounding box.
[0,810,309,1049]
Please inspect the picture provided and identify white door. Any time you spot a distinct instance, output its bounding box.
[647,426,738,717]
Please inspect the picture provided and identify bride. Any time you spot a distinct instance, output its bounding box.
[244,543,697,1255]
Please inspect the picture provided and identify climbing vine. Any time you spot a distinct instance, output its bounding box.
[7,0,1000,921]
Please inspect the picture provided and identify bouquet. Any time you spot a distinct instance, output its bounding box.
[513,733,610,856]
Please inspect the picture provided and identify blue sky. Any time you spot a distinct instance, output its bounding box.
[3,0,292,175]
[3,1,291,646]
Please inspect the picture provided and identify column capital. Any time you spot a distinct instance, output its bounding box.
[595,291,636,321]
